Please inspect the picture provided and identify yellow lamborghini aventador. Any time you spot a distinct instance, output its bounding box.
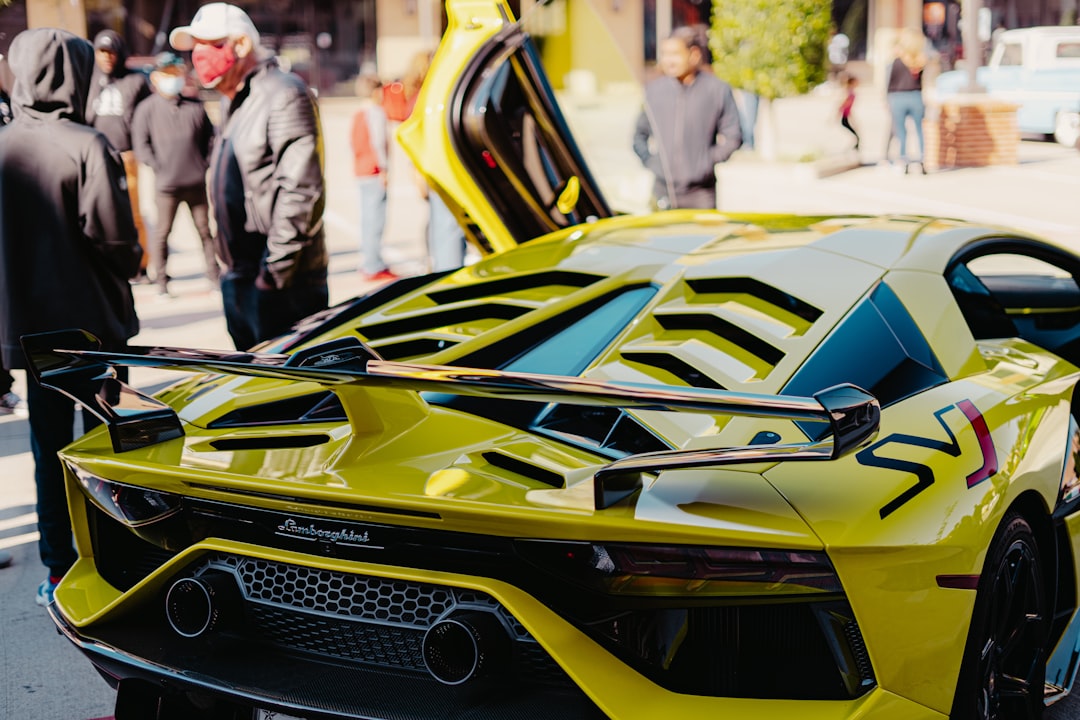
[23,2,1080,719]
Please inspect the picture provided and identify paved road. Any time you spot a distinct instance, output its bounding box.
[1,92,1079,719]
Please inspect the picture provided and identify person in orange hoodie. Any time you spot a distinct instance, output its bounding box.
[350,73,394,282]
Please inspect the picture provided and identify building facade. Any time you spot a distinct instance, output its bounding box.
[4,0,1077,94]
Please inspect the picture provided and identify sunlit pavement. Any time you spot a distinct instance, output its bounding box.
[1,89,1079,718]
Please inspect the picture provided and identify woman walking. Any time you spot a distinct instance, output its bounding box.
[886,29,928,174]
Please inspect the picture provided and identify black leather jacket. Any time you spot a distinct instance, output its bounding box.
[209,57,327,287]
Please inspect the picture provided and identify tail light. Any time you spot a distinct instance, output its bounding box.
[516,539,841,597]
[68,462,181,527]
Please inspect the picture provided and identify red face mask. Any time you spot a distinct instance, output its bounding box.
[192,42,237,87]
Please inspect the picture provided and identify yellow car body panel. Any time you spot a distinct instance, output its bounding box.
[771,376,1072,713]
[397,1,517,254]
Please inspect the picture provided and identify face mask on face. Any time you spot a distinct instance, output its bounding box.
[192,42,237,88]
[155,75,185,97]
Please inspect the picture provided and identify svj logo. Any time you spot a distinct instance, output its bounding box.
[856,399,997,519]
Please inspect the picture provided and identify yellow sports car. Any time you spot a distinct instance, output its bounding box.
[24,2,1080,719]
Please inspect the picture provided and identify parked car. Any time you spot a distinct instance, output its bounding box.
[27,2,1080,719]
[936,25,1080,147]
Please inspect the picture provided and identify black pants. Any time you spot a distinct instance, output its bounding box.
[841,116,860,149]
[220,273,329,350]
[653,184,717,210]
[27,380,99,577]
[151,185,219,289]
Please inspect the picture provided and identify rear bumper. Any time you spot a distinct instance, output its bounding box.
[49,600,947,720]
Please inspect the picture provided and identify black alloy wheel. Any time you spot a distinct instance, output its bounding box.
[953,512,1048,720]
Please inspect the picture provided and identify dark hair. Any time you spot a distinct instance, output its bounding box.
[668,26,706,54]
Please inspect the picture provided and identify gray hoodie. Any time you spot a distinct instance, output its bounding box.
[632,70,743,202]
[0,28,141,368]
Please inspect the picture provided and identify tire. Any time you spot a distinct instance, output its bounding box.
[951,512,1048,720]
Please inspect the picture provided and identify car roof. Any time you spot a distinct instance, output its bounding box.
[340,214,1004,402]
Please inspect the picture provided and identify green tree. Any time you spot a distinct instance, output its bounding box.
[710,0,832,159]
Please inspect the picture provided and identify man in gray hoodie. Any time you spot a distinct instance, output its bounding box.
[633,26,742,210]
[0,28,142,605]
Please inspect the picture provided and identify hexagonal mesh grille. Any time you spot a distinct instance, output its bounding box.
[252,604,426,668]
[236,557,455,626]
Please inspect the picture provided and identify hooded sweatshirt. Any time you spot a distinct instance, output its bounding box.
[85,30,150,153]
[0,28,142,368]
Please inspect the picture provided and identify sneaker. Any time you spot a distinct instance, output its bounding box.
[130,270,153,286]
[0,391,25,416]
[36,576,60,606]
[362,269,399,283]
[0,550,11,569]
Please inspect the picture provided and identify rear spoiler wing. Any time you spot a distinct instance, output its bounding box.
[23,330,880,509]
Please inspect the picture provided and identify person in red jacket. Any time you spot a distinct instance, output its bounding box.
[350,73,394,282]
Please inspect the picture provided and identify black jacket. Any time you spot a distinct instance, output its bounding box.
[86,31,150,153]
[132,92,213,192]
[887,58,923,93]
[209,57,327,287]
[0,28,141,368]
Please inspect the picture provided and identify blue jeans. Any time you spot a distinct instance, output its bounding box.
[220,273,329,350]
[739,91,759,150]
[427,192,466,273]
[888,90,925,163]
[357,176,388,275]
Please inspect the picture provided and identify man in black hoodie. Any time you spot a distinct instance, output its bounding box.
[87,29,151,279]
[0,28,142,605]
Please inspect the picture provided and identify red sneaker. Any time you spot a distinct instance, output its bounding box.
[363,269,399,282]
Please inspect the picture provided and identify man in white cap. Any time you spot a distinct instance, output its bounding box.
[170,3,328,350]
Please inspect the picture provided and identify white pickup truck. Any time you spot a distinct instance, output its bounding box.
[936,26,1080,147]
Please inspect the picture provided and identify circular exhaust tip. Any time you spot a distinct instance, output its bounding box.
[165,572,238,638]
[422,612,509,685]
